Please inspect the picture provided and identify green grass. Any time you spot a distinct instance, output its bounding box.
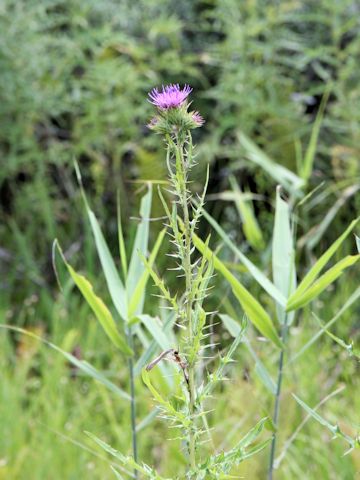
[1,269,359,478]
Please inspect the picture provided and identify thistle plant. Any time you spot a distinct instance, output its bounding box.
[136,84,270,479]
[148,84,208,472]
[50,84,360,480]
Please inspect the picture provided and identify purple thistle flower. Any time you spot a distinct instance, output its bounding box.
[191,111,205,126]
[148,84,192,109]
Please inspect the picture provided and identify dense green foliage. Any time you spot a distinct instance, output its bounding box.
[1,1,359,479]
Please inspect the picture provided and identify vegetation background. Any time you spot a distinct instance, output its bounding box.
[0,0,359,479]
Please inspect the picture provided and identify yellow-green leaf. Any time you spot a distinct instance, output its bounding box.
[287,254,360,311]
[287,217,360,310]
[66,264,133,356]
[193,233,282,348]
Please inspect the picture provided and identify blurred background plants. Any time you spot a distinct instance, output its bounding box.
[1,0,360,479]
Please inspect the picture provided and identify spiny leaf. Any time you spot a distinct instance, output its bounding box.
[86,431,170,479]
[140,253,178,312]
[141,369,190,426]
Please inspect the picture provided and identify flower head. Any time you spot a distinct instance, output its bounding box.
[148,84,192,109]
[191,111,205,127]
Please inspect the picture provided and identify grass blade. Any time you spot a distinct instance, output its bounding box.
[229,175,264,251]
[272,187,296,323]
[196,201,286,307]
[220,313,276,395]
[292,393,355,452]
[128,229,166,319]
[287,217,360,309]
[289,284,360,364]
[56,242,132,356]
[117,190,128,281]
[138,315,172,351]
[238,131,304,195]
[287,254,359,311]
[127,184,152,299]
[75,162,128,321]
[0,325,131,400]
[194,233,282,348]
[300,87,330,182]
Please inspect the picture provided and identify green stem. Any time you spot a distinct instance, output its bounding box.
[127,329,138,478]
[178,137,197,473]
[268,321,288,480]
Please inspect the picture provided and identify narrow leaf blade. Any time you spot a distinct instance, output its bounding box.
[194,233,282,348]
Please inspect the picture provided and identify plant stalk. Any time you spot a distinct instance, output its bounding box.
[127,328,138,478]
[178,138,197,472]
[268,320,288,480]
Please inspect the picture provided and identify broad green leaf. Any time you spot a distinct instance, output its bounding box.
[128,228,166,319]
[272,187,296,324]
[287,217,360,309]
[88,209,128,321]
[127,184,152,299]
[219,313,241,338]
[75,163,128,321]
[194,233,282,348]
[0,325,131,400]
[287,254,360,311]
[238,131,304,195]
[229,176,264,251]
[197,202,286,307]
[305,185,360,251]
